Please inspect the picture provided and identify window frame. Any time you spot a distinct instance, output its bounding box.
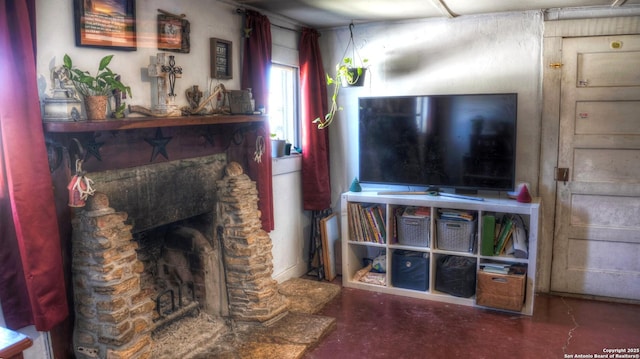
[268,63,301,151]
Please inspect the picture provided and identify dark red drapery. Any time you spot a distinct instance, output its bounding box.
[240,10,274,231]
[299,28,331,210]
[0,0,69,331]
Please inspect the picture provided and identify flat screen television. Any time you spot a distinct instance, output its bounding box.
[358,93,517,193]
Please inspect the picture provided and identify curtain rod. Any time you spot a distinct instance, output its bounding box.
[235,8,302,33]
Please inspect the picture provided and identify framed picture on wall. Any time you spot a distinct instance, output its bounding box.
[73,0,137,51]
[210,38,232,79]
[158,11,190,53]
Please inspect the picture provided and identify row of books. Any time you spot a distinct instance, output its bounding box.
[348,203,387,243]
[481,214,528,258]
[481,262,527,275]
[438,209,474,222]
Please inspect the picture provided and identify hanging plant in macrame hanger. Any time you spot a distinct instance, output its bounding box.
[314,22,369,129]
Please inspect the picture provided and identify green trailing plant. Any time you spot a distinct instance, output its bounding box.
[313,57,368,129]
[313,23,368,129]
[62,54,131,98]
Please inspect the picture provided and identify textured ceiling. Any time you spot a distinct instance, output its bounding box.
[232,0,640,28]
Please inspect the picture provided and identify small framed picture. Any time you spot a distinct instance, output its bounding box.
[74,0,136,51]
[158,13,190,53]
[210,38,232,79]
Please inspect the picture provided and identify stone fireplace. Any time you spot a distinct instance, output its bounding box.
[70,155,289,358]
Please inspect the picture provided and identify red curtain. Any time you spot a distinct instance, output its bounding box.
[299,28,331,210]
[240,10,274,231]
[0,0,69,330]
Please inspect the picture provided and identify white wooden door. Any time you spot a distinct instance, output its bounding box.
[550,35,640,300]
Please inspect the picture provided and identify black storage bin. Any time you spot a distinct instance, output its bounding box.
[435,255,477,298]
[392,250,429,291]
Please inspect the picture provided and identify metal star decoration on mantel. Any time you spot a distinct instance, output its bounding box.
[144,128,172,162]
[202,126,218,147]
[84,138,105,162]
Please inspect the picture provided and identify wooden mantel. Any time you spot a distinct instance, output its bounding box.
[42,113,268,173]
[43,114,266,133]
[0,326,32,359]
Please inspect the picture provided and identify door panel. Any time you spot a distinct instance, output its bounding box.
[573,149,640,182]
[551,34,640,300]
[577,51,640,87]
[575,101,640,135]
[567,239,640,272]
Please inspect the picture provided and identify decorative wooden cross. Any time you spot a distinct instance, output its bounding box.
[148,53,182,116]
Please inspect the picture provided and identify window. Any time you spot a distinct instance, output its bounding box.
[268,64,300,149]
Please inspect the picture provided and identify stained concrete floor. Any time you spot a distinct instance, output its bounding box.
[305,281,640,359]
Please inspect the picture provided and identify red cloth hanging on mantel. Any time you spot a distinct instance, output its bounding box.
[240,9,274,231]
[0,0,69,331]
[299,28,331,210]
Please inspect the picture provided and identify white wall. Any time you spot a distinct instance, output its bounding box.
[318,12,545,211]
[270,156,311,282]
[36,0,244,110]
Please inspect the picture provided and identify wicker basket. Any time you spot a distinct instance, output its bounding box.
[396,215,430,247]
[436,218,477,252]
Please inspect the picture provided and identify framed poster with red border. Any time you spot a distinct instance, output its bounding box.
[74,0,137,51]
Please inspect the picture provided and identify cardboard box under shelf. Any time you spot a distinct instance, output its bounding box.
[476,270,526,311]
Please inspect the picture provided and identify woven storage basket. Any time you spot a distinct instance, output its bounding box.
[436,219,477,252]
[396,215,430,247]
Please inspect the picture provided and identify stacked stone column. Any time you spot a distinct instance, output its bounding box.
[216,162,289,323]
[72,192,154,359]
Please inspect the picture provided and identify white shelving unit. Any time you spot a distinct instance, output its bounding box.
[340,191,540,315]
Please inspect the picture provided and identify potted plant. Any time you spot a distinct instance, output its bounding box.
[313,23,368,129]
[270,133,286,158]
[338,57,368,87]
[62,54,132,120]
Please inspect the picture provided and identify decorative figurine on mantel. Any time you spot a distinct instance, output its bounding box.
[147,53,182,116]
[185,85,203,111]
[178,83,232,116]
[42,66,83,122]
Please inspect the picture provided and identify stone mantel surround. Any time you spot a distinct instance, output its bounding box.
[43,115,274,358]
[71,161,288,358]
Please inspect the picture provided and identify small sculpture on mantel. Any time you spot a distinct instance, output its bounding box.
[179,83,232,116]
[42,66,83,122]
[185,85,203,111]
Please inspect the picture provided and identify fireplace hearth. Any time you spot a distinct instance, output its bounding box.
[70,158,288,358]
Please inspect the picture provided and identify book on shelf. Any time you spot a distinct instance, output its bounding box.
[348,202,386,243]
[402,206,430,218]
[438,209,474,221]
[372,205,387,242]
[393,207,404,242]
[494,216,514,255]
[481,262,527,275]
[481,263,510,274]
[509,215,529,259]
[364,204,386,243]
[480,214,496,256]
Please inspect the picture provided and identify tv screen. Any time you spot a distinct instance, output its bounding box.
[358,93,517,192]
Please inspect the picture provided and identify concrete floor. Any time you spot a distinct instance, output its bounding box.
[305,281,640,359]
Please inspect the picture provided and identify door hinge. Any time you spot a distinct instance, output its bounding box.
[549,63,563,69]
[555,167,569,184]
